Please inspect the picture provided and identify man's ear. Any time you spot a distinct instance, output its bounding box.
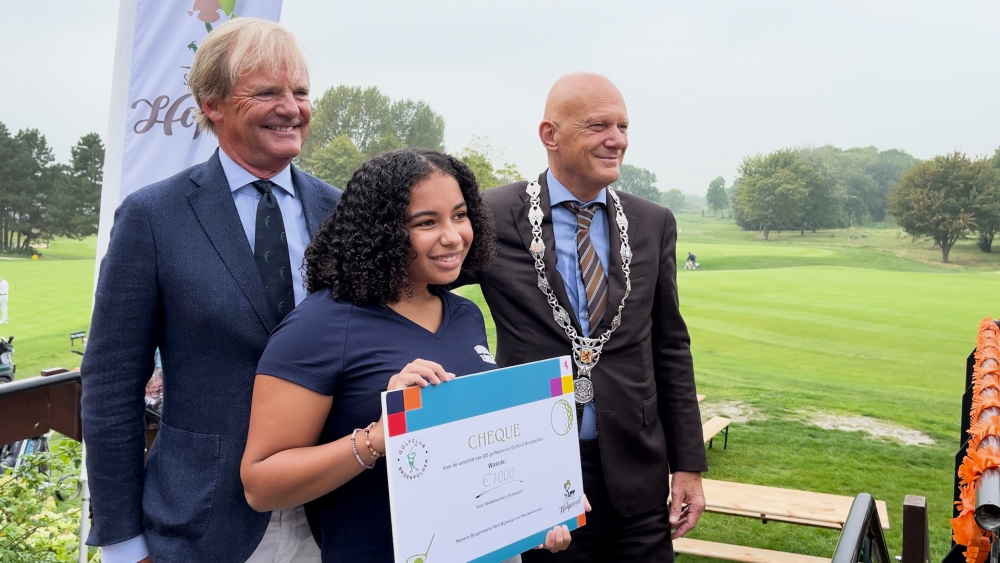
[539,121,558,151]
[201,98,223,125]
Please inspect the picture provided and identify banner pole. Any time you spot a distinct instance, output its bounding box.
[95,0,137,270]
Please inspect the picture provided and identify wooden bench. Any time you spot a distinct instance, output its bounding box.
[672,480,890,563]
[674,538,829,563]
[700,478,890,531]
[70,331,86,346]
[702,416,732,449]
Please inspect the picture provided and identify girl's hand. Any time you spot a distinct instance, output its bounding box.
[386,359,455,391]
[534,496,587,552]
[536,525,571,552]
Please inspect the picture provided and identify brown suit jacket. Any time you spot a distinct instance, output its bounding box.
[472,172,708,518]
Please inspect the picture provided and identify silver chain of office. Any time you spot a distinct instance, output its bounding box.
[525,180,632,404]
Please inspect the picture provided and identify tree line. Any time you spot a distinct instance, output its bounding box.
[298,85,526,190]
[721,146,919,240]
[0,84,524,257]
[0,123,103,254]
[705,143,1000,263]
[300,85,700,209]
[611,164,689,210]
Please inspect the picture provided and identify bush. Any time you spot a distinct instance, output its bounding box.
[0,439,99,562]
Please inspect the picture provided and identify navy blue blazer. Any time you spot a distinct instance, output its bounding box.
[81,152,340,562]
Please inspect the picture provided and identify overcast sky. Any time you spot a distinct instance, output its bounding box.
[4,0,1000,195]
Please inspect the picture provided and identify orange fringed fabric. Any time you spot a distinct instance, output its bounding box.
[953,319,1000,563]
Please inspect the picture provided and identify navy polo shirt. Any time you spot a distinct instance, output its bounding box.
[257,288,497,562]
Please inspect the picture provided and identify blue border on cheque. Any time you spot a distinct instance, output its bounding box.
[382,356,586,563]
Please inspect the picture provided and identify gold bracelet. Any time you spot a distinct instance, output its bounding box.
[351,428,374,470]
[363,422,383,462]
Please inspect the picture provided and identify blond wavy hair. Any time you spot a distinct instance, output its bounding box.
[189,18,309,134]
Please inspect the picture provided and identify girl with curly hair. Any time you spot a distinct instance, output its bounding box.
[241,149,572,562]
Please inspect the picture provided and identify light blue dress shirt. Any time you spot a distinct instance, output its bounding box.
[547,170,610,441]
[219,149,311,307]
[100,150,312,563]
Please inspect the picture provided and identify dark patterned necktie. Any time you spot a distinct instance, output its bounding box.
[252,180,295,323]
[563,201,609,333]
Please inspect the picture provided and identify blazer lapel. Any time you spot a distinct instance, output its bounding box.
[593,189,639,334]
[291,165,337,238]
[512,172,585,335]
[187,152,275,332]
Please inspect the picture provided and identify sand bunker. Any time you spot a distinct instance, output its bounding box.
[804,411,934,446]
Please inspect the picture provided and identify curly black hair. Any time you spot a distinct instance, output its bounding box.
[304,148,497,305]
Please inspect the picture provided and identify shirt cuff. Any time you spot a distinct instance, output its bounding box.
[100,534,149,563]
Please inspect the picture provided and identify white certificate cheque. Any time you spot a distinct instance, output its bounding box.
[382,356,586,563]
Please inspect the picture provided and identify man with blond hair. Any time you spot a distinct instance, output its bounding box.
[82,18,340,563]
[467,72,707,561]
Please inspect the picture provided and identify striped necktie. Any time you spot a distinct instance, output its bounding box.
[563,201,609,334]
[252,180,295,324]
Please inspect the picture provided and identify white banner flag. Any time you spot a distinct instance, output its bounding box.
[82,5,284,558]
[96,0,283,262]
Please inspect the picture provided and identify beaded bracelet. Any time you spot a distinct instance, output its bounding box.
[363,422,384,462]
[351,428,374,470]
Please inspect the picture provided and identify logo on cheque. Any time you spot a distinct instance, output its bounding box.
[395,437,429,480]
[550,399,574,436]
[559,478,582,515]
[564,479,576,499]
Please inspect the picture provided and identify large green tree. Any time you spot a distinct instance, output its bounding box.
[799,145,918,224]
[460,136,523,190]
[706,176,727,215]
[0,125,103,252]
[0,127,55,252]
[734,150,825,238]
[0,124,21,250]
[47,133,104,240]
[304,134,366,191]
[612,164,659,202]
[300,85,446,178]
[660,189,686,211]
[764,150,839,234]
[734,166,807,240]
[888,152,978,262]
[971,151,1000,252]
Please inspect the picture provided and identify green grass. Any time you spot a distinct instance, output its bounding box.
[1,237,95,379]
[680,214,1000,272]
[456,214,995,561]
[28,236,100,260]
[9,222,992,561]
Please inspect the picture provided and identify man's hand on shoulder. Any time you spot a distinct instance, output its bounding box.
[669,471,705,539]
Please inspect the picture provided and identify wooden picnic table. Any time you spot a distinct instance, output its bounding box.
[700,478,890,530]
[673,479,891,563]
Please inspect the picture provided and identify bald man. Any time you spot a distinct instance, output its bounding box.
[467,73,707,561]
